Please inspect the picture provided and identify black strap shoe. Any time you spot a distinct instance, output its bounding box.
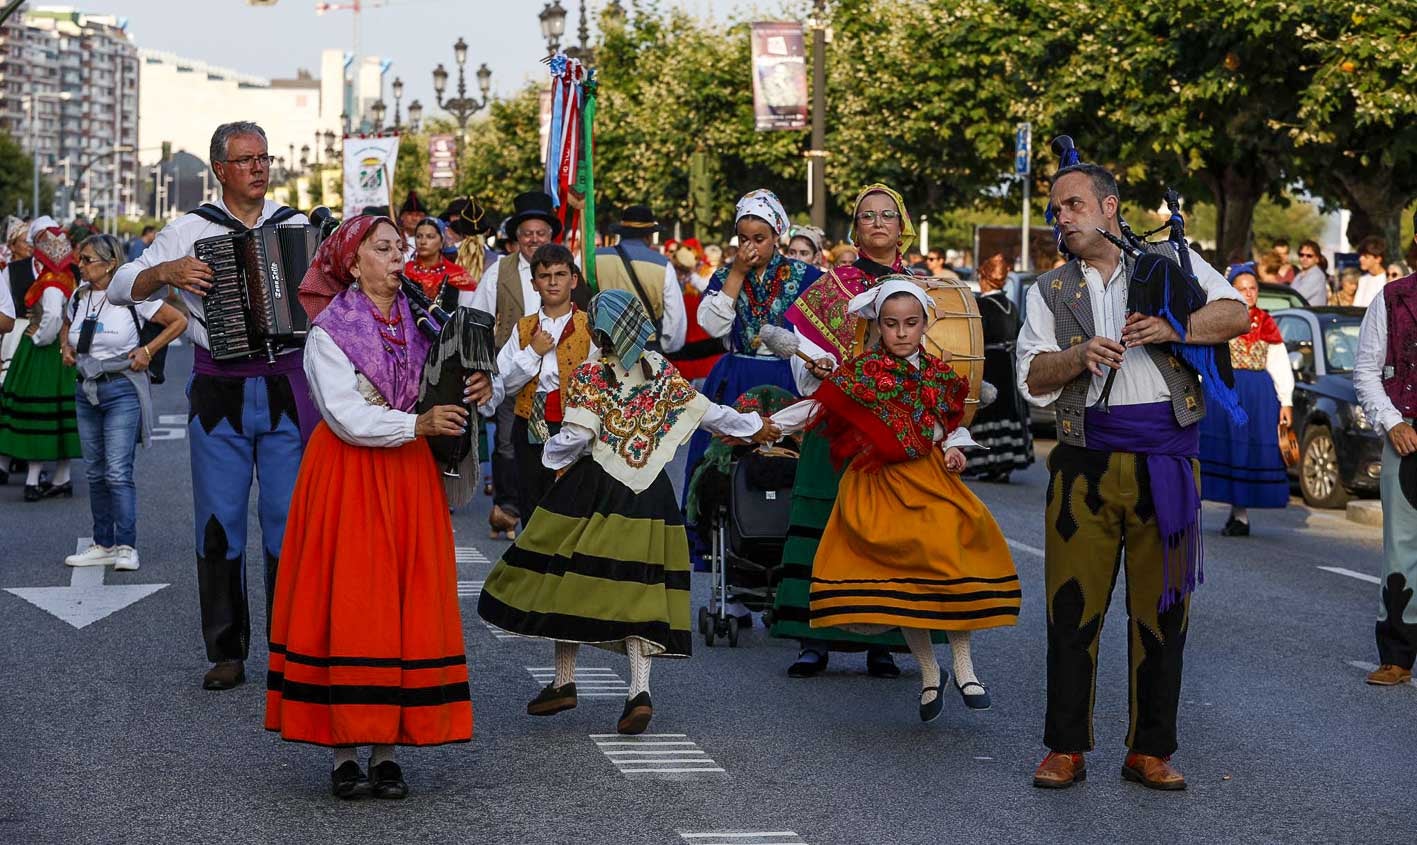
[617,692,653,735]
[866,648,901,678]
[1221,517,1250,537]
[330,761,369,800]
[956,680,992,710]
[919,684,945,723]
[787,649,829,678]
[369,760,408,800]
[526,682,578,716]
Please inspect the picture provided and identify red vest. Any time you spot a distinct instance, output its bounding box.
[1383,274,1417,417]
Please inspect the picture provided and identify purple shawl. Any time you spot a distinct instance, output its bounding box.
[312,287,431,412]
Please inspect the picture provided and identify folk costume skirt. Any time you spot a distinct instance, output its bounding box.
[265,423,472,748]
[479,457,693,658]
[0,335,80,461]
[809,448,1021,632]
[1199,369,1288,508]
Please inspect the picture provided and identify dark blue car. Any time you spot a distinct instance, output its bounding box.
[1271,307,1383,508]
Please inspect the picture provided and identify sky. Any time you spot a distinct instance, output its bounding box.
[62,0,756,112]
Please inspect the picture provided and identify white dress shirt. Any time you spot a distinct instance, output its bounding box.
[304,325,418,448]
[1354,272,1387,309]
[107,197,310,350]
[541,400,764,471]
[461,253,539,318]
[0,265,16,320]
[1355,291,1405,435]
[1017,248,1243,408]
[494,307,600,397]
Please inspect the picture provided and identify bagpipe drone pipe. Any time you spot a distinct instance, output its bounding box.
[1046,136,1245,425]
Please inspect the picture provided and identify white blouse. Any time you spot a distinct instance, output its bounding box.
[304,326,418,448]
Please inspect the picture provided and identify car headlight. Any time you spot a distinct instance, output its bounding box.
[1351,404,1372,430]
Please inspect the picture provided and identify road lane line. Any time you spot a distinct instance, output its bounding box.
[1318,566,1381,585]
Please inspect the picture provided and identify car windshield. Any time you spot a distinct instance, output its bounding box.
[1324,320,1361,373]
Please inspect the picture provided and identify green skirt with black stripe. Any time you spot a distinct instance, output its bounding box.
[0,335,80,461]
[478,457,692,658]
[769,430,946,650]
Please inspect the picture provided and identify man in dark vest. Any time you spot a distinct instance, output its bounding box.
[108,121,311,692]
[1354,210,1417,688]
[592,205,685,355]
[462,191,560,538]
[1016,162,1247,791]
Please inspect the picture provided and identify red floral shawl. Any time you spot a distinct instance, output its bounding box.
[812,348,967,472]
[403,256,475,301]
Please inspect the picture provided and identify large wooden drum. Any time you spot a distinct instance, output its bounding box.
[919,276,985,426]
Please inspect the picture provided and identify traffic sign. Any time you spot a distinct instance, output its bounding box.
[1015,123,1032,176]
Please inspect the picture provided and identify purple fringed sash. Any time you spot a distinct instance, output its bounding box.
[1084,402,1201,611]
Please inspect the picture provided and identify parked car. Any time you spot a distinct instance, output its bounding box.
[1258,282,1310,312]
[1271,306,1382,508]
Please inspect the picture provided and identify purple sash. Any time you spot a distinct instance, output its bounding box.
[1084,402,1201,611]
[192,346,318,444]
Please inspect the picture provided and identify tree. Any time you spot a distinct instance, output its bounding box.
[457,86,549,222]
[0,131,52,217]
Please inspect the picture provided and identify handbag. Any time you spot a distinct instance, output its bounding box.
[1278,421,1299,468]
[127,306,168,385]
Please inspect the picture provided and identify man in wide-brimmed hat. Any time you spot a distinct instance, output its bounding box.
[592,205,685,355]
[461,190,566,539]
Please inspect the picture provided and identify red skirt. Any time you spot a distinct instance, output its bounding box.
[265,423,473,747]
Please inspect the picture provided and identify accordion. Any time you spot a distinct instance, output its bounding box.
[193,224,320,361]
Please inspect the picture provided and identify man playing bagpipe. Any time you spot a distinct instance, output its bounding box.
[1016,141,1249,791]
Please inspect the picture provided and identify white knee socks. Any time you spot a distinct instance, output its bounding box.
[370,744,395,766]
[902,628,941,705]
[52,460,70,486]
[625,637,652,697]
[25,463,41,486]
[554,641,579,687]
[948,630,979,688]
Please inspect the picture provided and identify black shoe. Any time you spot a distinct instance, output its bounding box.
[23,485,43,502]
[526,682,578,716]
[920,684,945,723]
[330,761,369,800]
[1221,518,1250,537]
[866,648,901,679]
[787,649,828,678]
[43,481,72,499]
[956,680,992,710]
[202,660,246,690]
[617,692,653,735]
[0,468,8,485]
[368,760,408,800]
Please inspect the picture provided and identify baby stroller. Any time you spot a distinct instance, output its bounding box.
[685,385,800,647]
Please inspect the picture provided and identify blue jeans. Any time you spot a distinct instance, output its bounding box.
[74,376,142,547]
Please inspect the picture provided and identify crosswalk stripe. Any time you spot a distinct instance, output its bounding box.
[527,666,631,697]
[455,547,491,564]
[592,734,726,777]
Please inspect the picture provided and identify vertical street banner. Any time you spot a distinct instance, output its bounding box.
[428,134,457,189]
[749,21,808,131]
[342,135,400,217]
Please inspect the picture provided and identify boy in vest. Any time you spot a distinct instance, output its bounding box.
[1016,162,1248,791]
[1354,213,1417,687]
[494,243,597,529]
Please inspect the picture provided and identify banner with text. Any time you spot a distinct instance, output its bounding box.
[750,21,808,131]
[342,135,400,217]
[429,134,457,189]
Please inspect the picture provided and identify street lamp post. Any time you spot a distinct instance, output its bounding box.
[391,77,404,129]
[539,2,567,56]
[432,37,492,169]
[807,0,828,230]
[407,100,423,133]
[61,145,135,221]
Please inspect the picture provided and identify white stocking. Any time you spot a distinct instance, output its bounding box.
[948,630,979,688]
[370,744,395,766]
[25,463,42,486]
[332,747,357,768]
[625,637,652,697]
[52,459,70,486]
[901,627,941,705]
[554,641,579,687]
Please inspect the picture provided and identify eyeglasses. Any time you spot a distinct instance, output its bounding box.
[219,154,274,170]
[1389,270,1403,280]
[1298,251,1317,258]
[855,210,901,225]
[77,255,107,265]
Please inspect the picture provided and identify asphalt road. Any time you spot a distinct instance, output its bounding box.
[2,343,1412,844]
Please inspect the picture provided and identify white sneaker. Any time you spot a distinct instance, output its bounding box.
[111,545,140,571]
[65,544,116,567]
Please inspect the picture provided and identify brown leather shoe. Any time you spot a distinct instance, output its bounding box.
[1365,664,1413,686]
[202,660,245,691]
[1032,751,1086,789]
[1122,752,1186,790]
[489,505,518,540]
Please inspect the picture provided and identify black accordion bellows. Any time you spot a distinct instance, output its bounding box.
[417,306,498,508]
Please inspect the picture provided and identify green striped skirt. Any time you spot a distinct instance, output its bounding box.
[478,457,692,657]
[0,335,80,461]
[769,430,945,650]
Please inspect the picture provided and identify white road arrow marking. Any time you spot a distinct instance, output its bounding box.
[152,414,187,441]
[3,538,169,629]
[1318,566,1381,585]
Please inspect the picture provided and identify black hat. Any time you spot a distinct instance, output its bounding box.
[611,205,663,237]
[505,191,562,241]
[441,196,494,238]
[360,204,391,218]
[399,190,428,216]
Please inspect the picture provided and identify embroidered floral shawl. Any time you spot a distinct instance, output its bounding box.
[705,252,819,353]
[1228,306,1283,371]
[785,255,903,358]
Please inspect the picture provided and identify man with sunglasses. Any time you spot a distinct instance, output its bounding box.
[1292,240,1328,306]
[108,121,310,693]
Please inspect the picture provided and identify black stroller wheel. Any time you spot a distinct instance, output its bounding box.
[697,605,710,636]
[727,616,740,647]
[705,620,717,646]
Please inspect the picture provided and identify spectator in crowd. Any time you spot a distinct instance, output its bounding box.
[704,243,724,274]
[925,247,952,278]
[1334,267,1361,307]
[1354,236,1390,307]
[830,243,859,267]
[126,226,157,262]
[1291,240,1328,305]
[1387,262,1408,283]
[783,225,827,269]
[1272,239,1296,284]
[1257,250,1282,284]
[904,249,926,272]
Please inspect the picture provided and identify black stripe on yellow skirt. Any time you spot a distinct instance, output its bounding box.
[477,591,692,657]
[502,543,691,591]
[811,586,1023,604]
[266,671,471,707]
[810,604,1018,623]
[810,573,1020,588]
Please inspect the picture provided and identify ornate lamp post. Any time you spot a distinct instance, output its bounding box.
[391,76,405,128]
[432,37,492,168]
[370,99,387,132]
[539,2,567,56]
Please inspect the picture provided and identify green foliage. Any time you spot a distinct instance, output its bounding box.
[0,131,52,217]
[458,85,550,222]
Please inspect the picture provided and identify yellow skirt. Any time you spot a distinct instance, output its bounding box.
[809,449,1020,632]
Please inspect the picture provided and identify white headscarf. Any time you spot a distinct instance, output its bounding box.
[734,189,790,239]
[846,277,934,321]
[28,215,60,243]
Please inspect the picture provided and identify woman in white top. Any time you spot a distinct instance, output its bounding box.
[59,234,186,570]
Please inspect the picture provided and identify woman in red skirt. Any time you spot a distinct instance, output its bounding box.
[266,215,492,800]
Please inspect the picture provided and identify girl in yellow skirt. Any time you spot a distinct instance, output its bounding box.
[771,278,1020,722]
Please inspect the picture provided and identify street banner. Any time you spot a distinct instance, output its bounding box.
[342,135,400,217]
[749,22,808,131]
[428,134,457,189]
